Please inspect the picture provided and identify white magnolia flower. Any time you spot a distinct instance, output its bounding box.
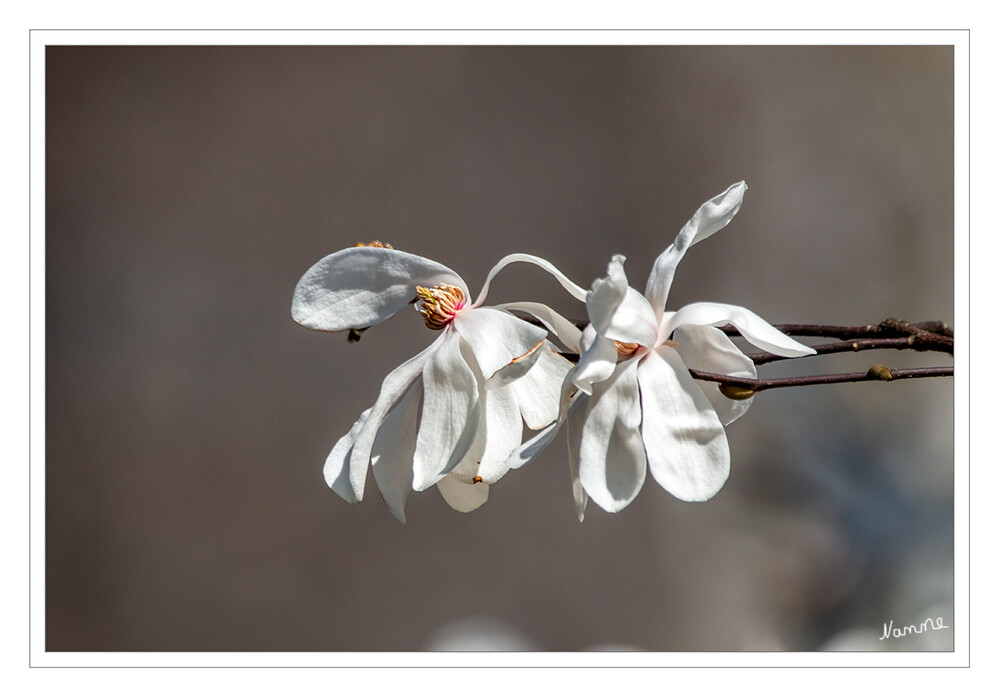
[513,182,816,518]
[292,243,582,522]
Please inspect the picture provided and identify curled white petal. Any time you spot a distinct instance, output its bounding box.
[576,358,647,513]
[292,247,467,331]
[472,253,588,307]
[644,181,748,321]
[437,475,489,513]
[664,301,815,357]
[672,324,757,426]
[638,346,730,501]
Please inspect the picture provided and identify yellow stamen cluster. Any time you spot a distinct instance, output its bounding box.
[614,341,641,357]
[355,240,394,249]
[415,284,466,330]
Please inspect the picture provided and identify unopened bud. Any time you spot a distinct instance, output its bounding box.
[719,383,757,400]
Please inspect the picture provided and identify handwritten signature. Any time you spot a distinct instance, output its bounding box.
[879,617,949,641]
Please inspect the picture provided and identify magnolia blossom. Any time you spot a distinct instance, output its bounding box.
[513,182,816,518]
[292,243,582,522]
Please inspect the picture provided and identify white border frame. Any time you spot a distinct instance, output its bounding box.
[28,29,970,669]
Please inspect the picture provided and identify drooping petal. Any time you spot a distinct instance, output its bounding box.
[323,408,371,503]
[672,324,757,426]
[576,358,647,513]
[436,474,489,513]
[644,182,748,321]
[291,246,468,332]
[509,342,574,430]
[663,301,815,357]
[566,393,589,522]
[348,333,446,499]
[412,332,480,491]
[495,301,583,353]
[449,378,522,485]
[506,374,575,470]
[471,253,588,307]
[587,255,659,347]
[370,380,422,524]
[507,418,561,471]
[572,326,619,395]
[453,307,547,380]
[638,345,730,502]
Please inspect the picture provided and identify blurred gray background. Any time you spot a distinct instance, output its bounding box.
[45,45,954,652]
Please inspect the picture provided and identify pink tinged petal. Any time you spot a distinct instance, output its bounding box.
[349,334,446,498]
[577,358,647,513]
[323,408,371,503]
[471,253,588,307]
[566,393,589,522]
[370,380,422,524]
[672,325,757,426]
[291,247,467,332]
[495,301,583,353]
[572,329,619,395]
[644,181,748,321]
[453,307,547,380]
[587,256,659,347]
[664,301,816,357]
[638,346,730,502]
[412,333,481,491]
[436,474,489,513]
[509,343,574,430]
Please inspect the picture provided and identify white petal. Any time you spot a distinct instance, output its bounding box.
[572,328,619,395]
[291,247,468,332]
[577,358,647,513]
[449,379,522,484]
[412,333,480,491]
[506,374,574,470]
[453,307,547,380]
[436,474,489,513]
[672,325,757,426]
[349,334,446,498]
[663,301,816,357]
[471,253,588,306]
[566,393,589,522]
[323,408,371,503]
[370,380,422,524]
[638,346,730,502]
[587,255,659,347]
[507,418,561,470]
[495,301,583,352]
[509,342,574,430]
[644,182,748,321]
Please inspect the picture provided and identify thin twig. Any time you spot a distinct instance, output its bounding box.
[691,365,953,396]
[747,335,953,365]
[722,319,953,340]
